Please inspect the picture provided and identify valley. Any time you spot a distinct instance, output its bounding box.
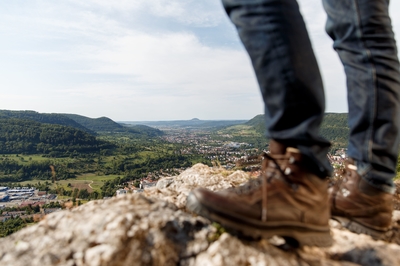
[0,109,388,237]
[0,110,353,201]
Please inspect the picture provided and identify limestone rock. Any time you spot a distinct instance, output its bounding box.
[0,194,212,266]
[144,163,250,209]
[0,163,399,266]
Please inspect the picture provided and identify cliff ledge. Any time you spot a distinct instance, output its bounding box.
[1,164,399,266]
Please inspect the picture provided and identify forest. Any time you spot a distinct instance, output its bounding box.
[0,111,205,185]
[62,113,164,136]
[0,118,113,155]
[0,147,209,184]
[0,110,94,134]
[244,113,349,150]
[0,110,163,137]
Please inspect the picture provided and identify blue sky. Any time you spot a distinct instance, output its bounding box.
[1,0,400,121]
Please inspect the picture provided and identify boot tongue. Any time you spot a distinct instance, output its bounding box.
[285,147,302,165]
[268,140,287,154]
[285,148,324,179]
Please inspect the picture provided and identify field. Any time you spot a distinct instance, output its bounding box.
[18,174,122,193]
[1,154,51,164]
[1,147,194,195]
[216,125,260,137]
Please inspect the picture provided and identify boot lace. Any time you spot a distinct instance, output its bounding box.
[227,152,299,222]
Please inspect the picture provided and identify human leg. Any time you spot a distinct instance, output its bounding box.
[223,0,331,177]
[324,0,400,237]
[186,0,333,247]
[324,0,400,190]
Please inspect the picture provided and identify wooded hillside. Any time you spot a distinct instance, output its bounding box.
[0,110,95,134]
[63,114,163,136]
[0,110,164,138]
[245,113,349,148]
[0,118,113,155]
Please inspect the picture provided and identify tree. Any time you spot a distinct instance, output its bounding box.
[71,188,79,199]
[78,189,89,199]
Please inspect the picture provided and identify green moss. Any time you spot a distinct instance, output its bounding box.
[207,222,227,242]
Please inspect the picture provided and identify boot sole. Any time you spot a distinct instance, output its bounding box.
[187,192,333,247]
[331,216,391,240]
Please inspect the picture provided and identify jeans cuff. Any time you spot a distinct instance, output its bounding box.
[356,161,396,194]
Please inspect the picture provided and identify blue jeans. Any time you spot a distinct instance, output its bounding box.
[222,0,400,192]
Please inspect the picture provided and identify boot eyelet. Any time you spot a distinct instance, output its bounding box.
[284,167,291,175]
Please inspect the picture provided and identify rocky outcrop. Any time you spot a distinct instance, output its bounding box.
[0,164,399,266]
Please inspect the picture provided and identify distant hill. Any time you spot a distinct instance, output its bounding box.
[244,113,349,148]
[63,114,164,137]
[0,110,163,138]
[244,115,266,134]
[0,110,95,135]
[320,113,349,147]
[0,117,113,155]
[122,119,247,129]
[124,124,165,137]
[62,114,124,132]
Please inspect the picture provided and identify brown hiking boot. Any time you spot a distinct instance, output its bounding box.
[330,160,393,240]
[186,147,332,247]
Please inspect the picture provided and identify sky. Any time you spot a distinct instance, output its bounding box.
[0,1,400,121]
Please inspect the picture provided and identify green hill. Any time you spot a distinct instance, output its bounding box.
[244,114,265,134]
[63,114,164,137]
[243,113,349,148]
[0,110,95,135]
[62,114,126,132]
[0,110,163,138]
[122,119,246,129]
[319,113,349,147]
[0,118,113,155]
[124,124,164,137]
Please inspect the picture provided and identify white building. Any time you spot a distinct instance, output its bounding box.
[116,189,127,197]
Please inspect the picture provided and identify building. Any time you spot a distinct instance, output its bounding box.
[0,195,9,202]
[38,191,47,197]
[20,201,45,208]
[116,189,127,197]
[43,208,61,215]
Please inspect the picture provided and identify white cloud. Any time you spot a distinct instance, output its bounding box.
[68,0,223,27]
[84,31,249,84]
[1,0,400,120]
[62,29,263,119]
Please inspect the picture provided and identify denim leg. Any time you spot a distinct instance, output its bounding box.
[222,0,332,177]
[323,0,400,192]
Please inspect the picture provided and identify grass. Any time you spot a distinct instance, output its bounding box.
[17,174,123,193]
[1,154,51,164]
[216,125,260,137]
[1,154,124,192]
[57,195,71,200]
[75,174,122,191]
[18,180,45,186]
